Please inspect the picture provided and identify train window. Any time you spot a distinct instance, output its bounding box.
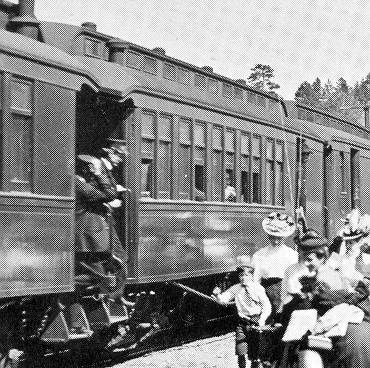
[350,148,360,209]
[208,78,219,94]
[275,142,284,206]
[266,139,274,205]
[158,114,172,140]
[247,91,257,104]
[8,79,33,192]
[84,38,101,57]
[194,122,206,148]
[158,115,172,198]
[141,158,153,197]
[158,142,171,198]
[252,135,261,203]
[212,150,222,201]
[339,151,346,193]
[298,108,306,120]
[240,133,250,203]
[222,83,233,99]
[195,74,206,90]
[179,118,191,144]
[178,68,190,85]
[163,63,176,81]
[194,148,205,200]
[143,56,157,75]
[225,129,235,152]
[142,112,155,138]
[234,87,243,100]
[10,79,32,113]
[194,123,206,200]
[179,145,191,199]
[212,126,223,201]
[127,51,142,70]
[141,112,155,197]
[225,130,235,202]
[256,95,266,108]
[179,118,191,199]
[306,110,314,122]
[9,115,32,192]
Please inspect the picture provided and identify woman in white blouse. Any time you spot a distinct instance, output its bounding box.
[252,212,298,320]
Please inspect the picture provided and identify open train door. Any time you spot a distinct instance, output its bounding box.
[76,85,136,276]
[295,137,327,236]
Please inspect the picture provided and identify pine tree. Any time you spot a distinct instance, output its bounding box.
[247,64,280,94]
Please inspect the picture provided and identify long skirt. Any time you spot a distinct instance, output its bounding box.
[332,321,370,368]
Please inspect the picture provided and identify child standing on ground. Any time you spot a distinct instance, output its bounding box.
[213,256,271,368]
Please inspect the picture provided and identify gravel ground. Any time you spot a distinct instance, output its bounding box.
[110,332,241,368]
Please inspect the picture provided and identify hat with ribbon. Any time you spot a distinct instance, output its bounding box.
[339,209,368,241]
[262,212,296,238]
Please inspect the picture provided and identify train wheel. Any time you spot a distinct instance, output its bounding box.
[176,293,206,328]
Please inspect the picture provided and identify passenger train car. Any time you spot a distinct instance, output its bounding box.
[0,0,369,363]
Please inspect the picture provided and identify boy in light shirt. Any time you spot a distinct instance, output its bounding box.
[213,256,271,368]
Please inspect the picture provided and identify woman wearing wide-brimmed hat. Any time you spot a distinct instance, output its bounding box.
[330,209,370,286]
[251,212,298,319]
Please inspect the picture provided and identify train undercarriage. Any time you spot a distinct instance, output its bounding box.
[0,272,236,367]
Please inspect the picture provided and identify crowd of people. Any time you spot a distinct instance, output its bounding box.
[214,208,370,368]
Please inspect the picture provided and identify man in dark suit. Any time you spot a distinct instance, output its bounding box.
[75,154,124,288]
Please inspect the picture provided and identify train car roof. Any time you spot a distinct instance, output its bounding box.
[0,28,103,90]
[77,55,281,122]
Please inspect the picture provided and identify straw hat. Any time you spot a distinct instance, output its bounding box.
[339,209,368,241]
[262,212,295,238]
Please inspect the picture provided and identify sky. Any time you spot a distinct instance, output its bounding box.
[29,0,370,99]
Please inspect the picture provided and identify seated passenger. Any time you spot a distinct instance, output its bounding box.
[224,176,236,202]
[280,231,370,368]
[213,256,271,368]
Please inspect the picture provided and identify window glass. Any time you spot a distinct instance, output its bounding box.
[222,83,233,99]
[158,142,171,198]
[212,126,222,149]
[247,91,256,104]
[225,168,236,202]
[158,115,172,140]
[178,68,190,85]
[163,63,176,81]
[179,145,191,199]
[142,112,155,137]
[256,95,266,107]
[276,142,284,206]
[298,108,306,120]
[195,74,207,90]
[194,123,205,147]
[225,129,235,152]
[143,56,157,74]
[141,158,153,197]
[340,151,346,192]
[10,79,32,112]
[179,118,191,144]
[9,115,32,192]
[212,151,222,201]
[208,79,219,94]
[241,133,250,155]
[127,51,142,69]
[252,136,261,203]
[240,154,250,203]
[84,38,101,56]
[234,87,243,100]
